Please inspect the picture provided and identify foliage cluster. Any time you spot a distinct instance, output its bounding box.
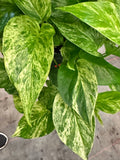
[1,0,120,159]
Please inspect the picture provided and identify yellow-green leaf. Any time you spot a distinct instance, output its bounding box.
[3,15,55,125]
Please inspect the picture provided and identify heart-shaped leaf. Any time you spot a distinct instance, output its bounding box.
[53,94,95,160]
[3,15,55,124]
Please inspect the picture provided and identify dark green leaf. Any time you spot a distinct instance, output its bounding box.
[3,15,55,125]
[0,58,17,94]
[53,94,95,160]
[79,51,120,85]
[51,10,103,57]
[96,91,120,114]
[14,0,51,23]
[58,59,98,124]
[59,1,120,45]
[94,109,103,125]
[0,2,21,32]
[104,39,120,57]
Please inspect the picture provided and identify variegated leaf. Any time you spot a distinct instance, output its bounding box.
[59,1,120,45]
[96,91,120,114]
[0,2,21,32]
[109,84,120,91]
[13,101,54,139]
[3,15,55,124]
[58,59,98,124]
[14,0,51,23]
[51,11,103,57]
[13,84,57,138]
[53,94,95,160]
[79,51,120,85]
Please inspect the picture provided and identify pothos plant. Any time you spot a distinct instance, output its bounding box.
[1,0,120,159]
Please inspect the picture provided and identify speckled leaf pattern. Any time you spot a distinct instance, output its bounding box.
[13,101,54,139]
[79,51,120,85]
[96,91,120,114]
[3,15,55,124]
[13,84,57,138]
[53,94,95,160]
[58,59,98,124]
[51,11,103,57]
[0,2,21,32]
[14,0,51,22]
[59,1,120,45]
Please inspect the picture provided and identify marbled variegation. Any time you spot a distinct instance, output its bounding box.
[3,15,55,124]
[96,91,120,114]
[13,101,54,138]
[14,0,51,22]
[51,11,103,57]
[59,1,120,45]
[53,94,95,160]
[58,59,98,124]
[13,84,57,138]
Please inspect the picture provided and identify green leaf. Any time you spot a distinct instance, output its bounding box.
[94,109,103,125]
[13,95,24,113]
[59,1,120,45]
[104,39,120,57]
[109,84,120,91]
[51,10,103,57]
[13,84,57,138]
[0,58,17,94]
[79,51,120,85]
[53,94,95,160]
[14,0,51,23]
[0,0,14,3]
[3,15,55,125]
[98,0,120,5]
[96,91,120,114]
[0,2,22,32]
[13,101,54,139]
[58,59,98,124]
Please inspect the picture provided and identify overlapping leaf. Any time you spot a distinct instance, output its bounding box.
[13,84,57,138]
[53,94,95,160]
[58,1,120,45]
[3,15,55,124]
[0,2,21,32]
[14,0,51,23]
[96,91,120,114]
[58,59,98,124]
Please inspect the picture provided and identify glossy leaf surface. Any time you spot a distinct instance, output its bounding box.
[0,2,21,32]
[96,91,120,114]
[3,16,55,124]
[58,59,98,124]
[59,1,120,45]
[14,0,51,22]
[53,94,95,160]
